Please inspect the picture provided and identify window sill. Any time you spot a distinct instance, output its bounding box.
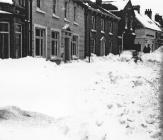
[64,18,71,23]
[101,30,105,34]
[36,8,46,14]
[52,14,60,19]
[109,32,113,36]
[91,29,97,32]
[73,22,79,26]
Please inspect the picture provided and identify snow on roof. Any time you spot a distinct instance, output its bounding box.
[0,10,12,14]
[102,0,129,11]
[82,1,120,19]
[0,0,13,4]
[134,10,161,31]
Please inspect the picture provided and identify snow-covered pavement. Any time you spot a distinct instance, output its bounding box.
[0,47,162,140]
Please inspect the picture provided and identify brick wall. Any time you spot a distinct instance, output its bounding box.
[32,0,85,60]
[85,10,119,57]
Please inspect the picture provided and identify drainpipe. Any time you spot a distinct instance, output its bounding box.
[30,0,32,56]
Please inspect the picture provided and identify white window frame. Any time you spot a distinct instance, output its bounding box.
[0,22,10,58]
[34,24,47,58]
[51,28,61,58]
[71,34,79,58]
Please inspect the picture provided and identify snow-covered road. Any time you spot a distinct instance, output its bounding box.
[0,47,162,140]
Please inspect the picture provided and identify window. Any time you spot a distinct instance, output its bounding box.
[109,22,112,32]
[51,31,59,56]
[101,19,104,31]
[18,0,25,7]
[125,17,128,29]
[53,0,57,14]
[0,22,9,58]
[92,16,96,30]
[109,40,112,53]
[74,6,77,21]
[35,27,45,56]
[0,23,9,32]
[64,1,68,18]
[37,0,41,8]
[71,35,78,56]
[90,38,95,54]
[100,37,105,56]
[15,24,22,58]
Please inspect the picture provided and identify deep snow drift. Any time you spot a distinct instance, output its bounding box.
[0,47,162,140]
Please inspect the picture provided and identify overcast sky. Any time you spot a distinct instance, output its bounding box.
[92,0,163,17]
[131,0,163,16]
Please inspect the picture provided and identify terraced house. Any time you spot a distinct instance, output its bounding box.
[82,0,120,57]
[32,0,85,61]
[0,0,31,59]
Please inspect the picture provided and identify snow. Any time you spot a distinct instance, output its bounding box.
[0,0,13,4]
[0,46,162,140]
[0,10,12,14]
[134,10,161,31]
[102,0,129,11]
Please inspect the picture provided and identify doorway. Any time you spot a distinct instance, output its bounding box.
[65,37,70,61]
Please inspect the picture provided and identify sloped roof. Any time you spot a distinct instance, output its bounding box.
[77,0,120,20]
[0,0,13,4]
[134,10,161,31]
[102,0,129,11]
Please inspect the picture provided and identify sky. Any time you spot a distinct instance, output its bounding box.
[131,0,163,16]
[92,0,163,17]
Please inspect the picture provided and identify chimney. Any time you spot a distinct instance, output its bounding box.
[133,5,140,13]
[96,0,102,5]
[155,14,163,26]
[145,9,152,19]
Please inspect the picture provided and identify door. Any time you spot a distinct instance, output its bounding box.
[0,22,9,59]
[65,37,70,61]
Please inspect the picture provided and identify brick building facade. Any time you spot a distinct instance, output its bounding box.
[102,0,136,50]
[82,0,120,58]
[0,0,31,59]
[32,0,85,62]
